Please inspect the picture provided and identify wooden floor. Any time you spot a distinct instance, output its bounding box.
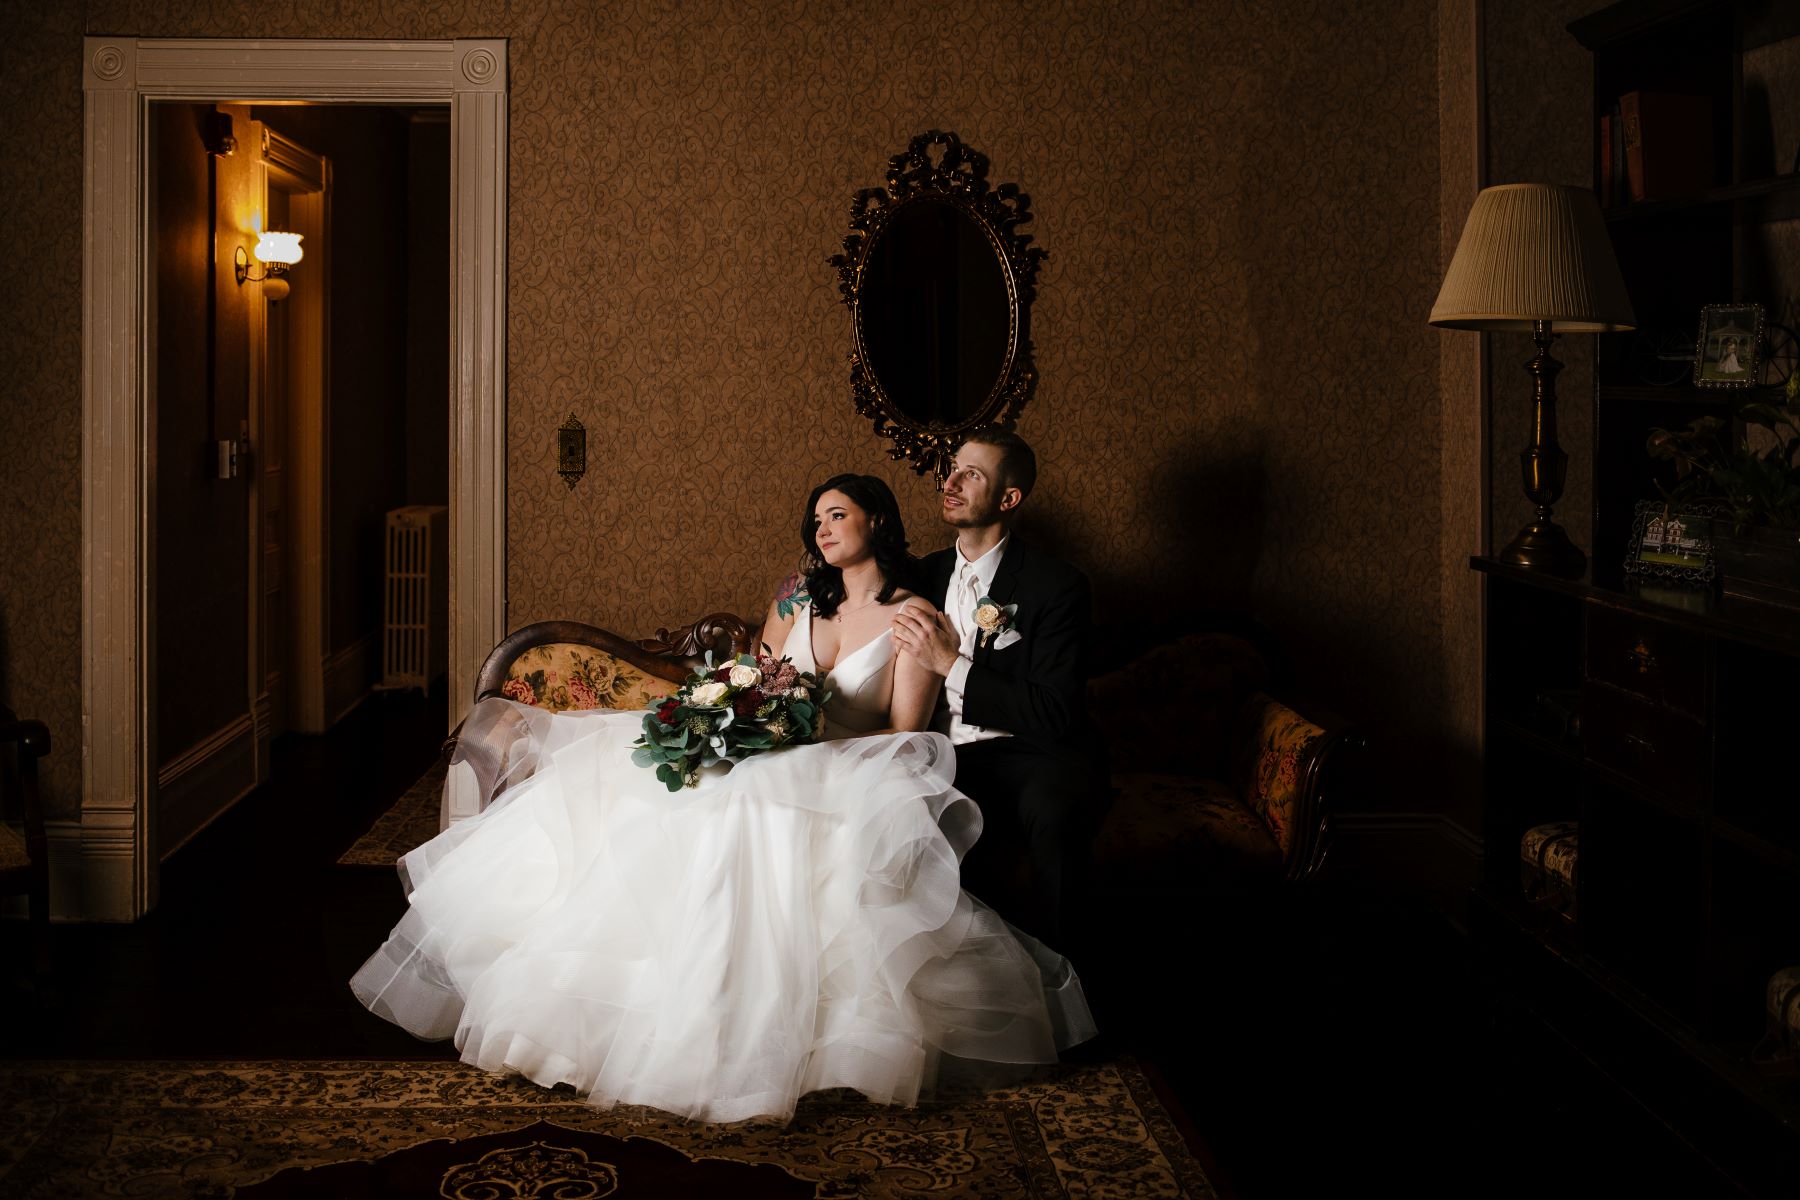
[0,691,1748,1197]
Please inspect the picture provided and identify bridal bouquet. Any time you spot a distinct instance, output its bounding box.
[631,650,831,791]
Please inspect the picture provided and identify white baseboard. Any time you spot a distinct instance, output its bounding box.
[156,714,259,859]
[324,632,377,727]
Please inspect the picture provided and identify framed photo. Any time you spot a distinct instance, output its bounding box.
[1623,499,1721,584]
[1693,302,1764,389]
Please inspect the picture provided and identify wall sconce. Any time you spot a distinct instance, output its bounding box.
[234,231,303,301]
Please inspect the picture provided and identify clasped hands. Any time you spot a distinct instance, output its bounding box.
[891,600,961,677]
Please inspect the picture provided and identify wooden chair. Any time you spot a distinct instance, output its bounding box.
[0,704,52,977]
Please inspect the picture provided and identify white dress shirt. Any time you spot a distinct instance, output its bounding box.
[937,536,1011,746]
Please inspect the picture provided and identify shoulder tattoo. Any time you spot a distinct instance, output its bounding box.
[774,573,811,619]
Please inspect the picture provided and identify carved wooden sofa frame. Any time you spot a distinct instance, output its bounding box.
[470,614,760,702]
[439,614,761,823]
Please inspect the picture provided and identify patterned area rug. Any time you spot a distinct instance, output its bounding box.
[0,1057,1216,1198]
[337,756,447,866]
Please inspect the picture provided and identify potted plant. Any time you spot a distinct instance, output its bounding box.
[1647,373,1800,608]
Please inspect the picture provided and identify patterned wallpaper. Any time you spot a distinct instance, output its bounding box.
[5,0,1466,821]
[0,1,85,822]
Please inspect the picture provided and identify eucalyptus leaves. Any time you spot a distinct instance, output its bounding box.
[631,650,832,791]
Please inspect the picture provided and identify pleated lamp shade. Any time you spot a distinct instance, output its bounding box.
[1430,183,1635,332]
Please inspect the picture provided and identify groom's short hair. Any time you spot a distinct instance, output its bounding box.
[960,429,1037,500]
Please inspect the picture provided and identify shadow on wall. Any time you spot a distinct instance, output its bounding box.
[1015,437,1270,673]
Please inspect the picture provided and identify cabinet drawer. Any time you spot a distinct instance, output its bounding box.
[1585,605,1707,718]
[1583,686,1708,806]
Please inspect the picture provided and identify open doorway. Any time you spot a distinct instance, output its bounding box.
[148,102,450,859]
[81,36,506,921]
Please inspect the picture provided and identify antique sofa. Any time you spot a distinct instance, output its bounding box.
[1084,629,1357,893]
[448,612,1359,908]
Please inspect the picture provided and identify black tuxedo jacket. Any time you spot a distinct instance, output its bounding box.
[921,538,1094,755]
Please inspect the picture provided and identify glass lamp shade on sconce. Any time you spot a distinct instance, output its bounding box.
[254,231,303,267]
[234,231,304,301]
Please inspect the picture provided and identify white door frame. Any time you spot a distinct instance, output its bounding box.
[80,38,507,921]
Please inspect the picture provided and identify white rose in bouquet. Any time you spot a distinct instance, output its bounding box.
[690,681,729,706]
[728,663,760,687]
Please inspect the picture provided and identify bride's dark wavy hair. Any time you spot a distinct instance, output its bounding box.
[801,473,917,620]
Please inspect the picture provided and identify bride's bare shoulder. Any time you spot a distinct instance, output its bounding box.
[889,590,936,616]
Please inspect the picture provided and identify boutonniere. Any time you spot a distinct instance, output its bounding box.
[973,596,1019,649]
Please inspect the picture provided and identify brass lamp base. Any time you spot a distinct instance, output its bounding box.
[1497,321,1588,579]
[1498,517,1587,577]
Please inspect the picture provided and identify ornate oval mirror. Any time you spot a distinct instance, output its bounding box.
[832,131,1044,478]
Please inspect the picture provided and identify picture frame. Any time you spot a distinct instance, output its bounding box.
[1623,498,1722,585]
[1693,302,1764,389]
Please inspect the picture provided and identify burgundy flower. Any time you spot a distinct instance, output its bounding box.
[763,662,799,695]
[656,699,680,726]
[733,687,766,717]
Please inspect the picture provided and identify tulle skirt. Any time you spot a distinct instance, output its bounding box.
[349,700,1095,1124]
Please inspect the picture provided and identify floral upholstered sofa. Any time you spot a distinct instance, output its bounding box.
[463,616,752,716]
[435,616,753,824]
[453,616,1356,891]
[1085,631,1358,893]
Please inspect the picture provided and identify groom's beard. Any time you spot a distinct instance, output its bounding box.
[941,497,1001,528]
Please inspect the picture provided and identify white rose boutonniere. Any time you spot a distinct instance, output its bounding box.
[972,595,1020,649]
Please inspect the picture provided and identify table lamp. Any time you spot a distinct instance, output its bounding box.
[1431,183,1635,576]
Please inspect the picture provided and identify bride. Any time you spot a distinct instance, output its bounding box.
[350,472,1096,1124]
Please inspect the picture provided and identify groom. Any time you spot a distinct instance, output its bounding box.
[892,430,1104,951]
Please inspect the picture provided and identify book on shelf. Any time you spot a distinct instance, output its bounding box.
[1618,91,1714,202]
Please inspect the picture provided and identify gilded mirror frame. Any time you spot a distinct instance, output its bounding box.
[831,130,1045,478]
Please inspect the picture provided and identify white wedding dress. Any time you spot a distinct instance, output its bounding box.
[350,600,1095,1123]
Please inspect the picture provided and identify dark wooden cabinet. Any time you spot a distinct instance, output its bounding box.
[1474,560,1800,1194]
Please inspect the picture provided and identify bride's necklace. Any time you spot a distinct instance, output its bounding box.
[832,593,882,620]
